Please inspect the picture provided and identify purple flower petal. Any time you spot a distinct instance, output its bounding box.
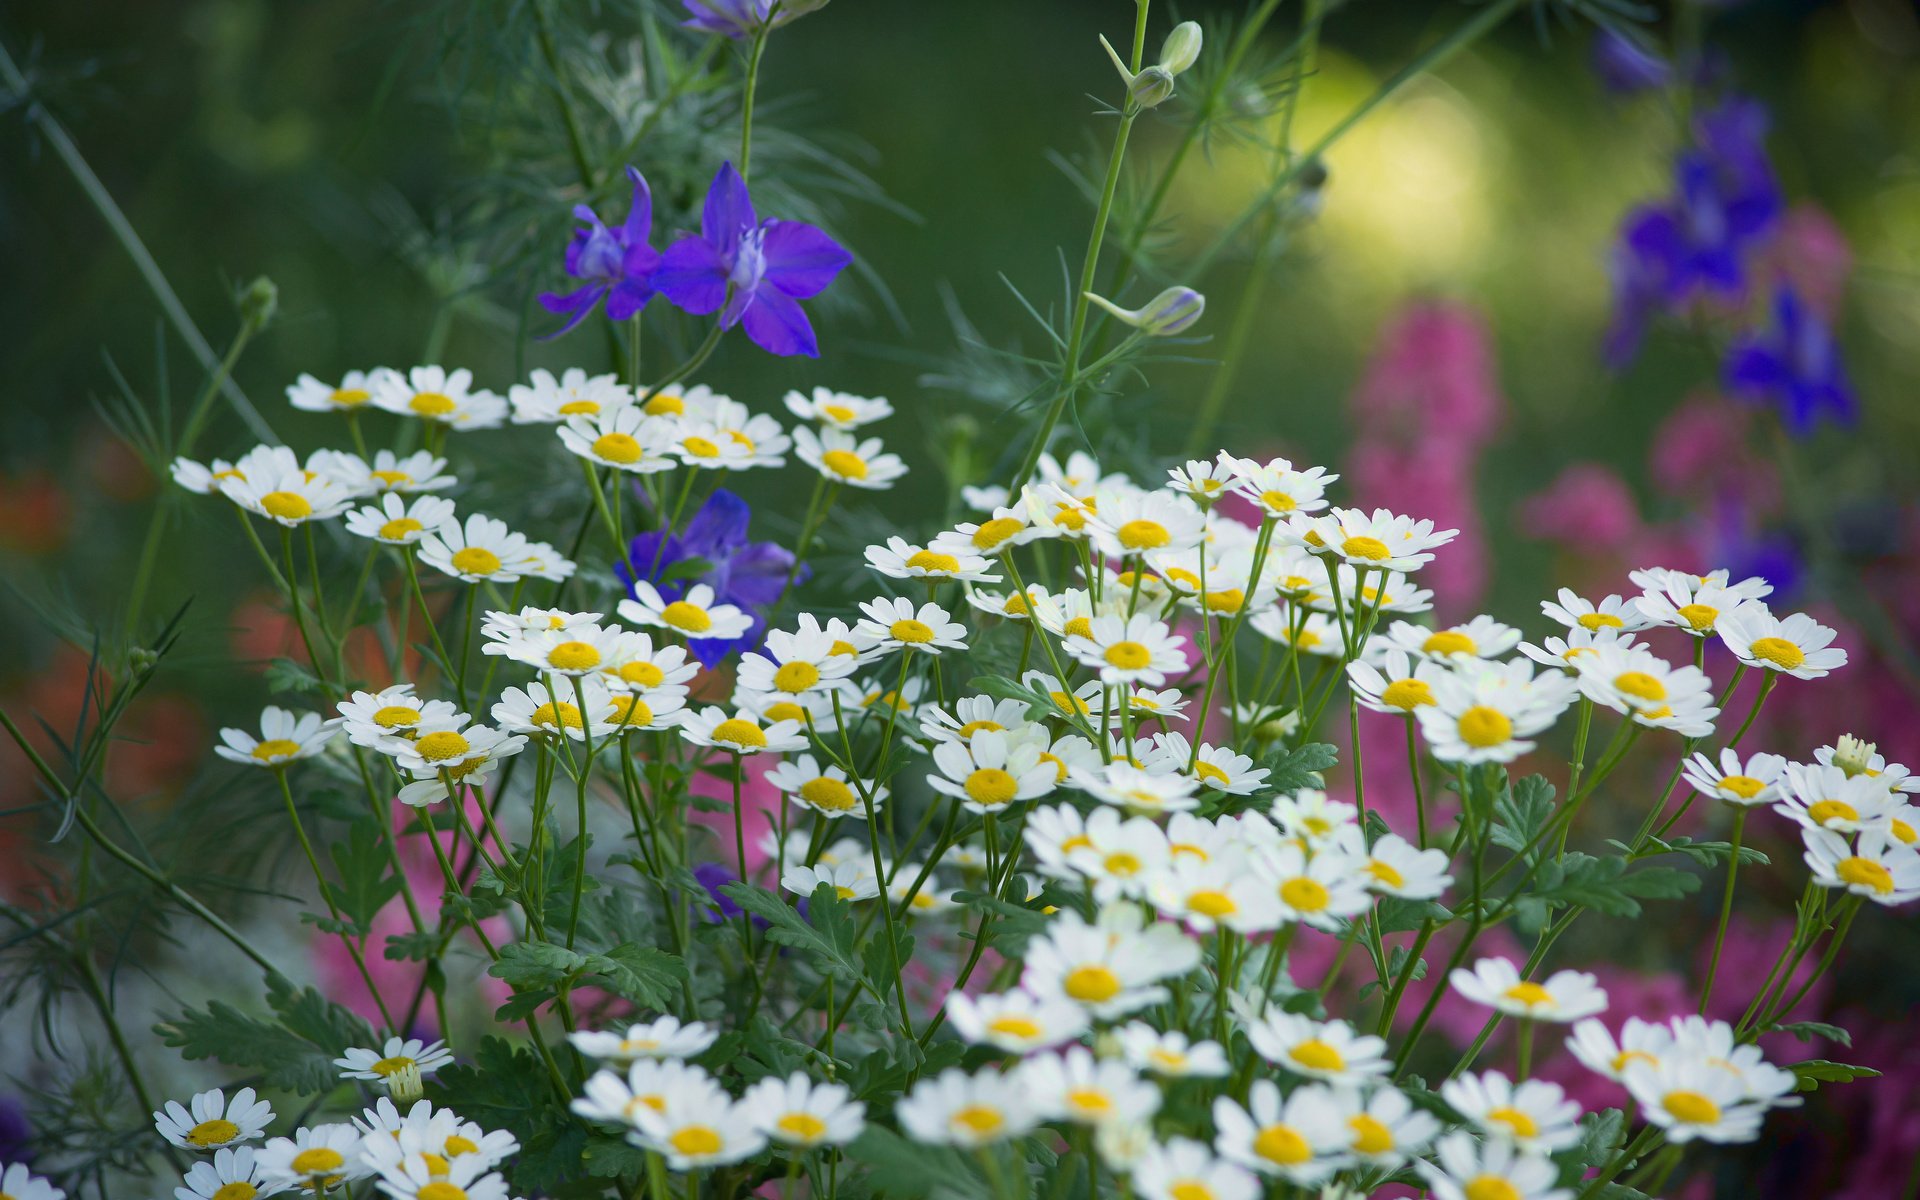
[739,286,820,357]
[620,166,654,245]
[701,162,758,258]
[760,220,853,299]
[655,236,731,316]
[679,488,753,558]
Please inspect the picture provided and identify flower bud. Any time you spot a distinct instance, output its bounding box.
[1158,21,1203,76]
[1085,285,1206,335]
[1127,64,1176,109]
[238,276,279,330]
[1832,734,1876,777]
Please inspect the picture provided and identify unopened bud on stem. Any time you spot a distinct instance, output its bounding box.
[1098,35,1176,110]
[1085,285,1205,335]
[1158,21,1203,76]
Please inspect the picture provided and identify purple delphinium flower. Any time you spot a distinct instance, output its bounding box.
[681,0,829,39]
[1723,287,1856,435]
[1591,30,1670,95]
[653,162,853,358]
[538,166,660,337]
[617,487,807,667]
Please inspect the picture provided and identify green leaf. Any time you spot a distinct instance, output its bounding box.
[582,943,686,1010]
[1789,1060,1881,1091]
[427,1037,585,1195]
[846,1126,989,1200]
[1770,1020,1851,1048]
[326,818,404,936]
[1260,741,1339,795]
[1376,897,1448,934]
[1490,774,1556,855]
[1628,835,1771,868]
[1571,1108,1627,1170]
[952,889,1050,956]
[384,931,444,962]
[264,656,325,695]
[154,974,374,1095]
[722,882,861,985]
[487,941,586,991]
[1523,853,1698,918]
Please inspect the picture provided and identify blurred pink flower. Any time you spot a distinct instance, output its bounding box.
[1349,301,1505,453]
[1760,204,1853,321]
[1519,463,1643,554]
[1649,395,1756,499]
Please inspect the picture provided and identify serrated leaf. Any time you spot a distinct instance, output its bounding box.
[583,943,686,1010]
[1789,1060,1880,1090]
[426,1037,583,1195]
[487,941,586,991]
[952,889,1050,955]
[722,882,861,985]
[326,818,403,935]
[1260,741,1339,795]
[154,974,374,1095]
[264,657,325,695]
[846,1126,989,1200]
[1769,1020,1850,1048]
[1491,774,1556,855]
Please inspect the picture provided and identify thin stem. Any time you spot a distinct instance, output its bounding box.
[1698,807,1747,1014]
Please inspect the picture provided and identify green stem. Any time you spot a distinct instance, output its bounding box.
[1697,807,1747,1015]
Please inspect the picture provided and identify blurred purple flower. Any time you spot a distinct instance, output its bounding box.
[617,487,806,667]
[654,162,852,358]
[1724,288,1855,435]
[538,166,661,338]
[681,0,828,38]
[1592,30,1670,94]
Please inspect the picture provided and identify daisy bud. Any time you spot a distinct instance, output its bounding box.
[1158,21,1203,76]
[238,275,279,330]
[1085,286,1206,336]
[383,1060,425,1104]
[1098,35,1177,110]
[1833,734,1876,777]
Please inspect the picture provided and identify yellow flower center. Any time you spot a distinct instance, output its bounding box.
[773,661,821,692]
[987,1015,1043,1041]
[1102,851,1143,877]
[1259,489,1296,513]
[449,546,502,576]
[822,403,856,422]
[619,661,666,688]
[1186,889,1238,919]
[1749,636,1806,670]
[890,618,936,644]
[1194,761,1229,787]
[1294,629,1322,650]
[371,1055,416,1076]
[1611,1049,1657,1073]
[1117,519,1171,551]
[1807,799,1859,826]
[776,1112,829,1142]
[416,731,471,762]
[1341,535,1391,561]
[1578,612,1625,631]
[610,697,653,727]
[1503,981,1553,1008]
[591,432,644,464]
[1104,641,1152,670]
[1168,1184,1214,1200]
[1251,1123,1312,1166]
[1718,774,1765,799]
[250,739,301,761]
[291,1147,346,1175]
[907,549,962,574]
[1204,588,1244,613]
[1488,1106,1539,1138]
[186,1118,241,1147]
[1381,678,1435,710]
[558,399,599,415]
[1063,964,1123,1003]
[1677,603,1718,631]
[528,701,584,730]
[1289,1039,1345,1073]
[445,1135,478,1156]
[819,449,868,479]
[711,718,767,749]
[416,1184,466,1200]
[1613,671,1667,703]
[951,1106,1004,1137]
[682,435,722,459]
[1837,856,1894,893]
[1280,877,1331,912]
[660,601,713,633]
[409,391,456,416]
[378,517,424,540]
[1464,1177,1521,1200]
[1001,592,1031,616]
[260,491,313,521]
[547,640,602,670]
[1367,859,1406,889]
[1067,1089,1112,1116]
[212,1183,259,1200]
[789,777,854,814]
[1049,690,1091,716]
[1348,1114,1394,1155]
[1423,630,1477,657]
[1893,818,1916,844]
[955,720,1004,740]
[669,1126,725,1157]
[1458,706,1514,748]
[1661,1090,1722,1125]
[330,387,371,407]
[1058,618,1094,644]
[973,518,1022,549]
[964,767,1019,808]
[644,392,684,416]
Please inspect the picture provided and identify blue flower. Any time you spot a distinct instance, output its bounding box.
[616,487,806,667]
[538,166,661,337]
[681,0,829,39]
[653,162,853,358]
[1591,30,1670,95]
[1723,288,1855,436]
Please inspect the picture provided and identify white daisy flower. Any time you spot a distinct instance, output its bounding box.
[371,1152,510,1200]
[219,459,354,526]
[333,685,462,748]
[1126,687,1192,721]
[1329,1084,1438,1168]
[417,514,537,584]
[1114,1025,1230,1079]
[1572,644,1719,737]
[507,367,632,424]
[558,406,679,474]
[173,1145,277,1200]
[1070,761,1202,817]
[920,695,1036,746]
[1084,488,1207,559]
[336,1037,455,1085]
[1330,827,1452,899]
[1148,855,1284,934]
[1052,806,1169,902]
[1440,1071,1583,1152]
[1516,626,1646,672]
[1815,736,1919,791]
[1144,732,1267,794]
[1682,748,1789,807]
[1565,1016,1674,1083]
[1291,506,1457,574]
[1632,575,1751,638]
[370,366,507,429]
[1166,457,1244,504]
[288,368,386,414]
[511,537,577,583]
[791,425,908,489]
[1776,764,1902,835]
[1416,659,1579,765]
[618,581,754,643]
[864,536,1001,584]
[853,596,969,655]
[155,1086,275,1151]
[572,1060,723,1130]
[568,1016,717,1064]
[944,990,1091,1054]
[679,707,806,755]
[737,629,859,699]
[1020,1047,1161,1128]
[1539,588,1653,634]
[1247,608,1344,658]
[1253,842,1374,931]
[927,729,1057,815]
[1417,1131,1569,1200]
[1211,1080,1346,1183]
[215,706,334,768]
[344,493,457,546]
[1267,789,1356,844]
[1628,565,1773,604]
[1716,605,1847,679]
[1383,616,1521,663]
[966,583,1047,623]
[1132,1138,1259,1200]
[632,1084,766,1169]
[1449,958,1607,1023]
[390,723,527,807]
[763,756,875,820]
[931,507,1044,561]
[1243,1011,1389,1084]
[1802,829,1920,905]
[1063,614,1187,687]
[784,386,893,430]
[1621,1056,1771,1144]
[781,860,880,902]
[631,382,725,423]
[255,1124,369,1192]
[888,867,958,916]
[741,1072,867,1148]
[1231,458,1336,520]
[1022,906,1200,1018]
[896,1069,1039,1148]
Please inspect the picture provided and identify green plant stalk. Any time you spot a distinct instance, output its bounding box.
[277,769,397,1030]
[1697,807,1748,1014]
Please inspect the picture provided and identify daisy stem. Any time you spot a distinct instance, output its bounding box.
[1373,918,1435,1037]
[1698,807,1747,1015]
[1516,1017,1535,1081]
[566,676,599,950]
[276,768,398,1031]
[1724,670,1778,749]
[1406,716,1429,848]
[1191,518,1277,758]
[1734,880,1819,1034]
[583,459,624,553]
[456,582,479,709]
[278,527,337,698]
[402,550,456,691]
[303,522,338,649]
[1749,895,1860,1037]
